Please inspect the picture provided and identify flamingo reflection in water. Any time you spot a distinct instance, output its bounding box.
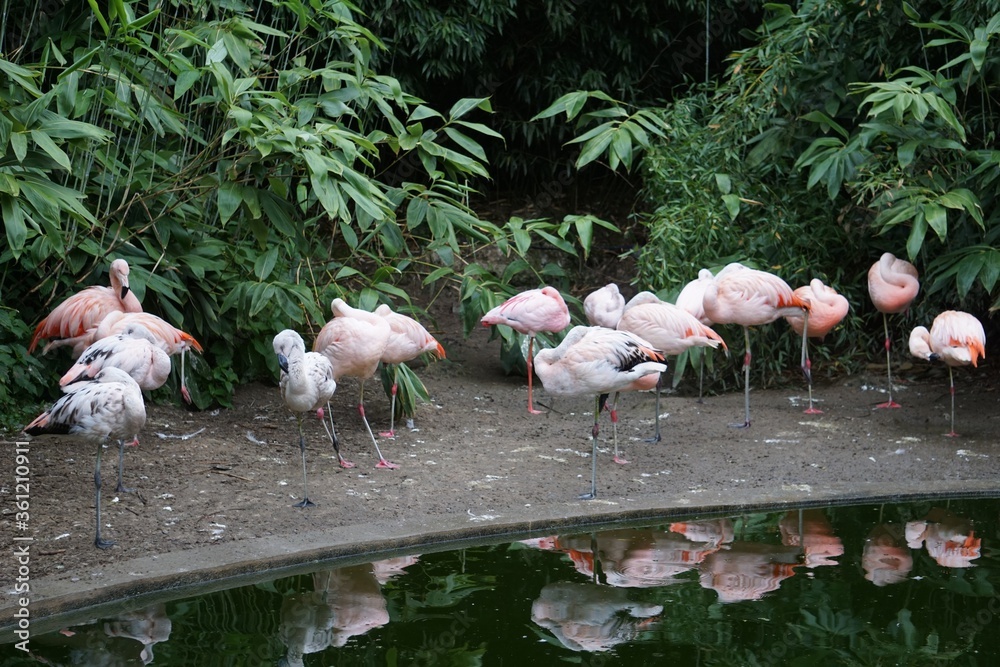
[863,523,913,587]
[778,509,844,568]
[698,541,802,603]
[905,507,981,568]
[530,582,662,652]
[32,603,172,666]
[279,557,419,667]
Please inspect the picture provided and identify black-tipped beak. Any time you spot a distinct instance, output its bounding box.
[68,370,93,385]
[929,352,941,362]
[120,285,130,299]
[277,353,289,373]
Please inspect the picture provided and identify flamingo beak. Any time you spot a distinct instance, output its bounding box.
[277,353,289,373]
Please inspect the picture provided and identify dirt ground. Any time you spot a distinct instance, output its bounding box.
[5,296,1000,604]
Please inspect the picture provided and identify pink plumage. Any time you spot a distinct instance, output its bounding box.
[867,252,920,409]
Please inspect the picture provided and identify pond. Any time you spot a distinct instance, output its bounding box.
[3,497,999,665]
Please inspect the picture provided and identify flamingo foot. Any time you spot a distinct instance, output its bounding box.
[338,458,356,469]
[528,406,544,415]
[729,420,751,429]
[945,431,960,438]
[578,491,596,500]
[643,433,662,444]
[115,482,135,494]
[378,430,397,439]
[95,537,115,550]
[874,400,902,409]
[293,498,316,508]
[613,455,629,465]
[803,407,824,415]
[181,385,192,405]
[376,459,400,470]
[127,436,140,448]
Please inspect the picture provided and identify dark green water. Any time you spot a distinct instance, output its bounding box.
[5,497,1000,666]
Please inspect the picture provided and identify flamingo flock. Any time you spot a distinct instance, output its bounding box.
[20,252,989,547]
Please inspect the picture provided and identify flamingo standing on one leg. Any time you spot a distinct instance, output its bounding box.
[23,367,146,549]
[868,252,920,408]
[908,310,985,437]
[617,293,727,442]
[314,298,396,469]
[784,279,850,414]
[533,325,666,499]
[374,304,446,438]
[273,329,337,507]
[60,323,171,492]
[94,311,203,404]
[481,286,571,414]
[675,269,718,402]
[702,265,810,428]
[29,258,143,355]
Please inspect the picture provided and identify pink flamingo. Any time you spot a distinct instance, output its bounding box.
[481,286,571,414]
[374,304,447,438]
[675,268,721,402]
[274,329,337,507]
[533,325,666,499]
[617,292,727,442]
[868,252,920,408]
[784,279,850,414]
[95,311,203,404]
[314,298,396,469]
[583,283,625,328]
[29,258,143,355]
[24,367,146,549]
[908,310,985,437]
[702,264,810,427]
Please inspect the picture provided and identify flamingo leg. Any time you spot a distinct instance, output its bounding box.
[645,372,664,443]
[697,349,705,404]
[945,366,959,438]
[379,365,399,439]
[319,402,354,469]
[527,335,544,414]
[293,413,316,507]
[610,392,628,464]
[731,326,752,428]
[180,348,192,405]
[876,312,902,409]
[579,395,601,500]
[95,442,114,549]
[801,311,822,415]
[114,439,134,493]
[359,381,398,469]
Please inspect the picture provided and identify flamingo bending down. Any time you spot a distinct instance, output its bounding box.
[314,298,396,469]
[23,367,146,549]
[481,286,571,414]
[29,258,143,355]
[533,325,666,499]
[675,269,718,401]
[60,323,171,492]
[95,311,203,404]
[784,279,850,414]
[374,304,446,438]
[616,293,727,442]
[868,252,920,408]
[908,310,985,437]
[702,265,810,428]
[274,329,337,507]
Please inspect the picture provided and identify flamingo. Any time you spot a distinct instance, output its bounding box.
[533,325,666,499]
[94,311,203,404]
[702,265,810,428]
[616,292,727,442]
[908,310,985,437]
[481,286,571,414]
[273,329,337,507]
[675,268,718,401]
[868,252,920,408]
[583,283,625,329]
[29,258,143,355]
[784,279,850,414]
[374,304,446,438]
[23,367,146,548]
[314,298,396,469]
[59,323,171,492]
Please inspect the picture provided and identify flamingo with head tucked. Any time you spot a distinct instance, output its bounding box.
[868,252,920,408]
[785,279,850,414]
[29,258,143,355]
[909,310,985,437]
[703,265,810,428]
[481,286,571,414]
[675,269,718,402]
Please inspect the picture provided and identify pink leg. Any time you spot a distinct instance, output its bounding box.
[359,401,398,470]
[803,358,823,415]
[611,394,628,464]
[527,336,543,414]
[945,369,959,438]
[876,314,901,409]
[318,404,354,468]
[379,381,399,439]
